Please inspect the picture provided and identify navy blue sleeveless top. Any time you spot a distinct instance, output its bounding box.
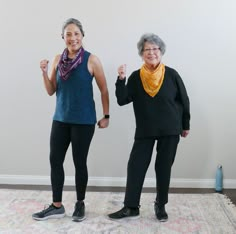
[53,50,96,124]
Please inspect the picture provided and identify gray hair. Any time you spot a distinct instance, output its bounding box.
[137,33,166,56]
[62,18,85,37]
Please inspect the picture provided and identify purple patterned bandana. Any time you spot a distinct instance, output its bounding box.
[58,47,84,80]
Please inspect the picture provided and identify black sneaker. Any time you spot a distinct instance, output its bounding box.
[72,201,86,222]
[108,206,140,220]
[32,204,65,221]
[154,202,168,222]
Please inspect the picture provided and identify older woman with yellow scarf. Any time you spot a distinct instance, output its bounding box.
[108,33,190,222]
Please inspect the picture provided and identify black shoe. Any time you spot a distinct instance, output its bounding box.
[108,206,140,220]
[32,204,65,221]
[72,201,86,222]
[154,202,168,222]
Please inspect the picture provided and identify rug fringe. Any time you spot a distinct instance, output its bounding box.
[217,193,236,217]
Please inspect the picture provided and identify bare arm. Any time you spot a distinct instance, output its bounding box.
[88,54,109,128]
[40,55,60,96]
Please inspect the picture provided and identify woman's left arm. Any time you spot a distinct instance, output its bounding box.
[88,54,109,128]
[175,71,190,136]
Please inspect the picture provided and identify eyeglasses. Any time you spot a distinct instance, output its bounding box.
[143,48,160,53]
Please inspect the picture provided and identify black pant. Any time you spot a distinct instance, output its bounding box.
[49,120,95,202]
[124,135,180,208]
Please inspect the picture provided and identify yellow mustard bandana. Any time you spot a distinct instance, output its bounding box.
[140,63,165,97]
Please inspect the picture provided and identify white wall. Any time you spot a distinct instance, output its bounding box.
[0,0,236,188]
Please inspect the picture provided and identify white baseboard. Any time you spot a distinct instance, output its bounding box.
[0,175,236,189]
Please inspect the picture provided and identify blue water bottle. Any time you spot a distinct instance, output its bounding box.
[215,165,223,192]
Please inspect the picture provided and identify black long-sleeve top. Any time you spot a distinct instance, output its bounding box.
[115,66,190,139]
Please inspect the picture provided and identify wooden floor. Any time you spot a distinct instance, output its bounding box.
[0,184,235,206]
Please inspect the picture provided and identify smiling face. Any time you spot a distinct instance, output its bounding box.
[142,42,162,70]
[62,23,84,55]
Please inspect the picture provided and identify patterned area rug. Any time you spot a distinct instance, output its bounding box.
[0,189,236,234]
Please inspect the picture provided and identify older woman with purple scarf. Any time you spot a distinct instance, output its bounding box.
[32,18,109,222]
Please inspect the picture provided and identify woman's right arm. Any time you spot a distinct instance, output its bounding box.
[40,55,60,96]
[115,64,133,106]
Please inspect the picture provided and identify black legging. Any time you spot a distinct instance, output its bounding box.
[124,135,180,208]
[49,120,95,202]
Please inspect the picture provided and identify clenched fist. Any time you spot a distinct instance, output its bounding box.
[118,64,126,80]
[40,59,49,73]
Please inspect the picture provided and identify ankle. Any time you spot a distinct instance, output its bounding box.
[52,202,62,208]
[127,206,139,211]
[76,200,84,204]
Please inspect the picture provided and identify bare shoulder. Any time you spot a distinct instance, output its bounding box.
[88,54,104,76]
[54,54,61,65]
[89,54,102,67]
[50,54,61,70]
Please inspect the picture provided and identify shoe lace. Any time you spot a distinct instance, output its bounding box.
[74,202,84,214]
[39,204,54,215]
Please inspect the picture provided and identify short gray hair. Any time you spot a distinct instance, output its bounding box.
[62,18,85,37]
[137,33,166,56]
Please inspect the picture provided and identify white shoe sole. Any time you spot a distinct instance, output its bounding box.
[109,215,140,221]
[72,216,86,222]
[32,213,66,221]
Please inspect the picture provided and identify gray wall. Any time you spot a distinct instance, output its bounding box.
[1,0,236,188]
